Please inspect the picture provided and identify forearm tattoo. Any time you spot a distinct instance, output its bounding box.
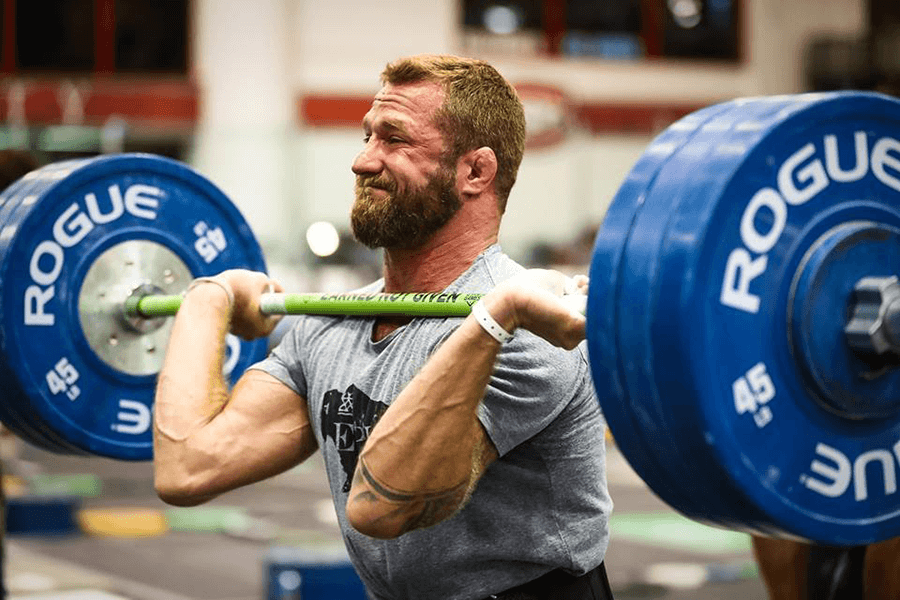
[349,429,498,535]
[351,457,470,535]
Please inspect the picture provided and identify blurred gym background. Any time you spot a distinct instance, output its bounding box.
[0,1,897,599]
[4,0,896,286]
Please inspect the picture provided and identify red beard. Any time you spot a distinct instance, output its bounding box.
[351,167,462,249]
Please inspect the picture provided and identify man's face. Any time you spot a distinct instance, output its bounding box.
[350,82,462,249]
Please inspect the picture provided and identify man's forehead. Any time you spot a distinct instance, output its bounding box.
[363,81,443,127]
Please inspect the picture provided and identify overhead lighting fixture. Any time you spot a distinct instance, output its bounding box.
[306,221,340,257]
[668,0,703,29]
[483,4,522,35]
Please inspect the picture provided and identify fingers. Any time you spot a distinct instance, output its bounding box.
[566,274,589,296]
[484,281,586,350]
[259,279,284,338]
[215,269,283,340]
[516,268,589,324]
[561,294,587,316]
[515,269,589,300]
[529,287,586,349]
[523,298,585,350]
[515,268,570,296]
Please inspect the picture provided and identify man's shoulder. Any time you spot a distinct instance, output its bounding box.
[483,244,525,278]
[451,244,524,291]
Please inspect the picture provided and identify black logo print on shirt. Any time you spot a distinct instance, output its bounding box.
[320,385,389,492]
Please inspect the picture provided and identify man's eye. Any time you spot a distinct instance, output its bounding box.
[388,136,405,144]
[363,135,371,143]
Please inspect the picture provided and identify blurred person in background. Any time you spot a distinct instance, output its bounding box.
[153,54,613,600]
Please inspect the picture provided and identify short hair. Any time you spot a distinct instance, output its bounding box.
[381,55,526,213]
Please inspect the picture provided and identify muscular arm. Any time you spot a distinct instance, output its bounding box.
[153,278,318,506]
[346,315,501,538]
[346,282,585,538]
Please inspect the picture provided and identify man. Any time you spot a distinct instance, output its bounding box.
[153,54,613,600]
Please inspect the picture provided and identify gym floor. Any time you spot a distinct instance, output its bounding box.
[4,440,770,600]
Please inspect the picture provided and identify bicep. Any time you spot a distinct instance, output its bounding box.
[217,369,318,471]
[225,369,317,459]
[156,369,318,501]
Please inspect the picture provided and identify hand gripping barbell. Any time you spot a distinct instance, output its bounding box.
[1,91,899,546]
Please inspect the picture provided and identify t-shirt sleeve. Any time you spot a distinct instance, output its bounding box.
[248,318,309,399]
[477,333,593,456]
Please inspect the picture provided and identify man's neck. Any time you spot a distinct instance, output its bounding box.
[380,205,499,293]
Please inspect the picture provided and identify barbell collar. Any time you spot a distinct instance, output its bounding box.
[844,275,900,356]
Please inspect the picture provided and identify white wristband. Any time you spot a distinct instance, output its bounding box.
[186,276,234,307]
[471,299,514,344]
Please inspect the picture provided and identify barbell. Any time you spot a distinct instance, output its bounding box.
[1,91,899,546]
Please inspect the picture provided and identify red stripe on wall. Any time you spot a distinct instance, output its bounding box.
[0,80,198,124]
[21,87,60,122]
[84,81,198,121]
[299,92,710,136]
[300,95,373,127]
[572,101,707,134]
[0,82,710,137]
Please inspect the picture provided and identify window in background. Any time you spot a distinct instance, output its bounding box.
[115,0,189,73]
[3,0,189,75]
[0,0,192,159]
[461,0,741,62]
[563,0,643,59]
[16,0,95,72]
[462,0,546,54]
[0,5,5,71]
[662,0,738,60]
[464,0,544,33]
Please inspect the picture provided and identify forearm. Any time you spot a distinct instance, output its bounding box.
[347,296,511,538]
[151,270,315,506]
[153,283,233,497]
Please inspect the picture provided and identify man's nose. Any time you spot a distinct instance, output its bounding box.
[352,140,382,176]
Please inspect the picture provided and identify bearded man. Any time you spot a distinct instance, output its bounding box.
[153,54,614,600]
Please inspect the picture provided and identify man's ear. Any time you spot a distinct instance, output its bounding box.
[458,147,498,196]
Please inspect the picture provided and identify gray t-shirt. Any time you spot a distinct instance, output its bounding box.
[253,245,612,600]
